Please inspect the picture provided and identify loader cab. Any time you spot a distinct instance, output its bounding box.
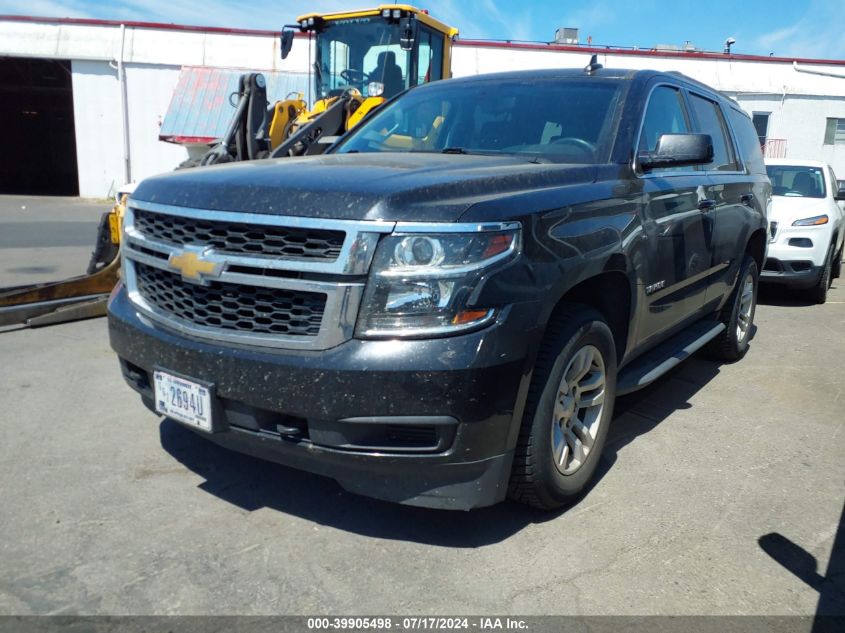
[295,5,458,101]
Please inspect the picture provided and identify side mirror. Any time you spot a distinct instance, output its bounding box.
[280,28,295,60]
[639,133,713,171]
[399,17,417,51]
[836,182,845,201]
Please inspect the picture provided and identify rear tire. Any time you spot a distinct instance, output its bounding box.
[508,305,617,510]
[811,247,833,304]
[706,254,758,362]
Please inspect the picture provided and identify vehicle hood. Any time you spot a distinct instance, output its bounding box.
[770,195,839,226]
[130,153,598,223]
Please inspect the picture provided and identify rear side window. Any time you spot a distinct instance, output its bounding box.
[639,86,690,153]
[728,108,766,174]
[688,93,738,171]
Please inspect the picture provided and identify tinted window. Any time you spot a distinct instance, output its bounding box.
[417,28,443,83]
[766,165,826,198]
[638,86,690,153]
[688,94,738,171]
[337,78,623,164]
[728,107,765,174]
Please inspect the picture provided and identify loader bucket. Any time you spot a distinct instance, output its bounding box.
[0,255,119,328]
[0,198,125,328]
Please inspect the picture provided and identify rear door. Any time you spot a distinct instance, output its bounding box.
[634,83,713,344]
[686,92,757,307]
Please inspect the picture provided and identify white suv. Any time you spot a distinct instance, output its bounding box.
[763,158,845,303]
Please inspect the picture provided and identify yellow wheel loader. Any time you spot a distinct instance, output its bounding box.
[0,5,457,328]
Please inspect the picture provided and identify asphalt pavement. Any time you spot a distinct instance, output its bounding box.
[0,196,843,617]
[0,195,107,287]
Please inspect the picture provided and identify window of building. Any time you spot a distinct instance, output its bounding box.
[752,112,770,147]
[824,118,845,144]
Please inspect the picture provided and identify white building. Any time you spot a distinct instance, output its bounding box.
[1,14,844,198]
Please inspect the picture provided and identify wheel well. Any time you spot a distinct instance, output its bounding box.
[550,271,631,360]
[746,229,766,271]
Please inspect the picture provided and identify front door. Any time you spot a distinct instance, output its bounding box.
[635,84,713,344]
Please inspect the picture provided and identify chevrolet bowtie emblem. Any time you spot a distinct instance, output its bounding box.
[168,250,222,283]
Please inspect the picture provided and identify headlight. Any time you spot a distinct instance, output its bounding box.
[792,215,828,226]
[367,81,385,97]
[355,223,521,338]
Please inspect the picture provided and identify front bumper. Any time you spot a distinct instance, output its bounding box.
[761,224,830,288]
[761,257,822,288]
[108,287,541,509]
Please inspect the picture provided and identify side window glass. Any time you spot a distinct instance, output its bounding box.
[639,86,690,154]
[431,33,444,81]
[689,94,738,171]
[417,29,443,83]
[728,107,765,174]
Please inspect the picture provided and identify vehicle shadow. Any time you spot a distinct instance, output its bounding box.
[758,498,845,628]
[757,283,836,307]
[158,356,723,547]
[609,356,722,459]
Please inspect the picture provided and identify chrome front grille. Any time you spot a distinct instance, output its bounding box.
[133,208,345,260]
[134,263,326,337]
[122,200,395,350]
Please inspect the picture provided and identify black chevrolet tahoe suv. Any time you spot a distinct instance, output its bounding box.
[109,68,770,510]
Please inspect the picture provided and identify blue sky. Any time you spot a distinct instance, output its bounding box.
[2,0,844,59]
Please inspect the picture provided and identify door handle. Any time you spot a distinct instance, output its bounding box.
[698,199,716,212]
[740,193,754,206]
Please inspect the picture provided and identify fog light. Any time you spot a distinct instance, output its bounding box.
[788,238,813,248]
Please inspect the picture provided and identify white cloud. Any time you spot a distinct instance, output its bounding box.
[0,0,93,18]
[750,0,845,59]
[753,24,801,51]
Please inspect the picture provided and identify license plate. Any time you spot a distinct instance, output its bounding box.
[153,370,213,432]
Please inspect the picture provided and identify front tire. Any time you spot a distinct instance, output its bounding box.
[831,244,842,279]
[508,305,617,510]
[811,246,833,304]
[706,254,758,362]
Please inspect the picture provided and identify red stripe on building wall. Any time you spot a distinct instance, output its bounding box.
[2,14,844,67]
[456,38,845,67]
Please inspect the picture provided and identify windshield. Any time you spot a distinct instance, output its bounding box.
[316,18,410,99]
[766,165,826,198]
[335,78,624,163]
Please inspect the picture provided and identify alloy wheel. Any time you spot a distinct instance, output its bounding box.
[551,345,607,475]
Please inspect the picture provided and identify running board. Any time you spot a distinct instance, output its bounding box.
[617,320,725,395]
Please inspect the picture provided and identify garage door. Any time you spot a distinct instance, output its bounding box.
[0,58,79,196]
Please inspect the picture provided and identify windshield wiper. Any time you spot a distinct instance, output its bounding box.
[439,147,551,163]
